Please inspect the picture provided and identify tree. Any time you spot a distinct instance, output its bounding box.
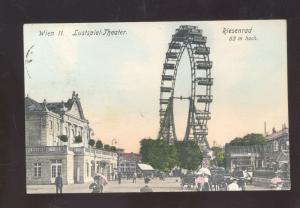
[110,146,117,152]
[229,133,266,145]
[140,138,178,172]
[88,139,95,147]
[175,140,203,170]
[58,135,68,142]
[74,135,82,143]
[211,146,225,167]
[140,138,155,164]
[95,140,103,149]
[104,144,111,151]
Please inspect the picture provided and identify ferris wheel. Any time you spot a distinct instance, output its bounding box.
[157,25,213,150]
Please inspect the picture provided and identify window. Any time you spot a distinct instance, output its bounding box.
[274,141,279,152]
[34,163,41,177]
[281,141,287,150]
[50,120,53,129]
[57,122,59,131]
[51,160,62,178]
[86,163,89,177]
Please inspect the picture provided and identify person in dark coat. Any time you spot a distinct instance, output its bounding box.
[118,171,122,184]
[55,173,63,194]
[89,177,102,193]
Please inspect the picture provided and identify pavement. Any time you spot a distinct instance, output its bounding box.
[27,177,182,194]
[27,177,271,194]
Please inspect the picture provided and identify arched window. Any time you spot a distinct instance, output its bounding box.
[49,120,53,129]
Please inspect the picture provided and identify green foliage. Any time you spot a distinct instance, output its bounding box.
[104,144,111,151]
[95,140,103,149]
[110,146,117,152]
[140,138,155,164]
[229,133,266,145]
[140,138,178,172]
[58,135,68,142]
[175,140,203,170]
[139,138,203,171]
[211,146,225,167]
[74,135,82,143]
[88,139,95,147]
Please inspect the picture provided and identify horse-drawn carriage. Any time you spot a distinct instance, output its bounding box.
[180,173,197,190]
[210,167,228,191]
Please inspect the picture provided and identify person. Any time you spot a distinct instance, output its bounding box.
[55,173,63,194]
[140,177,153,192]
[89,178,101,193]
[227,178,241,191]
[127,172,130,180]
[133,172,137,183]
[195,174,205,191]
[111,172,115,181]
[118,171,122,184]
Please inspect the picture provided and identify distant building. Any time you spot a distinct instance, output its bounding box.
[225,144,265,172]
[264,125,289,171]
[137,163,155,178]
[25,92,117,185]
[118,152,141,175]
[225,125,290,172]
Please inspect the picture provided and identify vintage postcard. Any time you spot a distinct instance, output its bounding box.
[24,20,289,193]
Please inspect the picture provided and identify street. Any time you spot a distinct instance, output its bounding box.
[27,177,270,194]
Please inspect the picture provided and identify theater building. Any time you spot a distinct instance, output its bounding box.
[25,92,118,185]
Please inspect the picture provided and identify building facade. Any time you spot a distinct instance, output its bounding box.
[118,152,141,176]
[224,144,265,172]
[264,126,289,171]
[225,125,290,173]
[25,92,118,185]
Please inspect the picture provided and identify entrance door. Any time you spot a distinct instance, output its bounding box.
[50,160,62,183]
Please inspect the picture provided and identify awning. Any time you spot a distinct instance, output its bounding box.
[137,163,154,171]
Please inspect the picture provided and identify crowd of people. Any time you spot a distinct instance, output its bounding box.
[88,171,153,193]
[53,168,255,193]
[180,168,250,191]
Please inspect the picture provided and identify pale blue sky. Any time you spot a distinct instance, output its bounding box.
[24,20,288,152]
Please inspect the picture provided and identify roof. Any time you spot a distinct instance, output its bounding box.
[25,91,86,120]
[225,144,264,155]
[137,163,154,171]
[25,97,47,112]
[266,128,289,141]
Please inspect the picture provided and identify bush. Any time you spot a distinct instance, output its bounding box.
[110,146,117,152]
[88,139,95,147]
[104,144,110,151]
[58,135,68,142]
[74,135,82,143]
[96,140,103,149]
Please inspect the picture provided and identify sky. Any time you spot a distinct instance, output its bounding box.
[24,20,288,153]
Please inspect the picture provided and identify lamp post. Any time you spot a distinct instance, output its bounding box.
[111,138,117,146]
[111,138,118,179]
